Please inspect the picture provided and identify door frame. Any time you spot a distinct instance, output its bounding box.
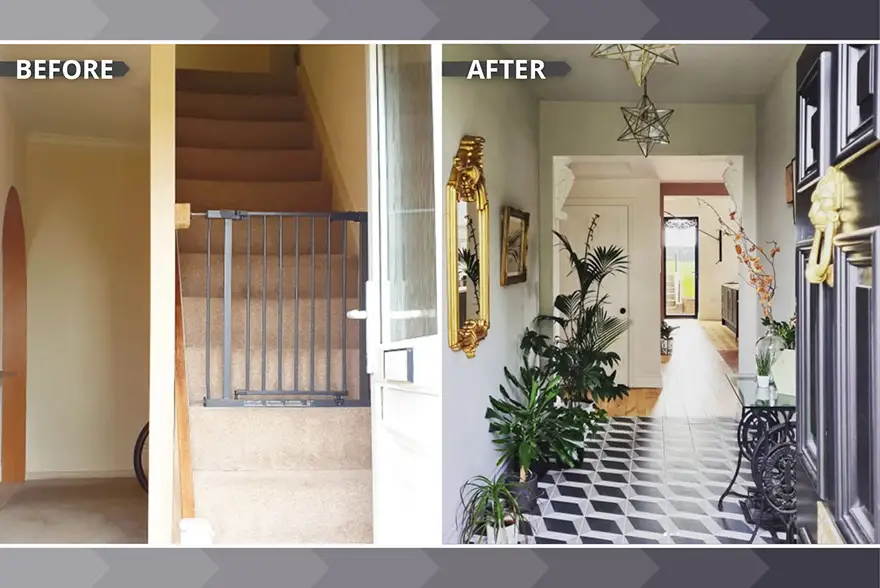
[662,215,700,320]
[365,43,443,545]
[1,186,27,483]
[555,196,634,387]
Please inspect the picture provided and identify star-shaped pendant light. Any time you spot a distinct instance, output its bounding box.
[618,84,674,157]
[591,44,679,87]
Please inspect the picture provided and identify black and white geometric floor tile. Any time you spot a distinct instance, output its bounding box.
[521,416,777,545]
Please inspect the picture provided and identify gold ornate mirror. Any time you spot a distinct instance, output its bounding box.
[447,135,491,358]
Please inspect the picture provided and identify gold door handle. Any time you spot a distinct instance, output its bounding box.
[805,166,846,287]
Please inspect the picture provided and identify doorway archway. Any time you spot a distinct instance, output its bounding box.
[2,186,27,483]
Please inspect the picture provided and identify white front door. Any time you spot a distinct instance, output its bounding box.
[558,204,630,386]
[364,44,441,545]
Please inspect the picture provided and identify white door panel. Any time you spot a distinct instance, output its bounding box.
[367,44,441,546]
[559,204,630,386]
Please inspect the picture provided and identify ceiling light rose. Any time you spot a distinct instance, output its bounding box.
[591,44,679,87]
[617,80,674,157]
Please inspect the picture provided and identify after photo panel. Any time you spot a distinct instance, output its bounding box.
[438,43,876,546]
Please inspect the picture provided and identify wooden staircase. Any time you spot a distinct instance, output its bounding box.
[174,60,372,544]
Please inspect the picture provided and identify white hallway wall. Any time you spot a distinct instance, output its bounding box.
[441,44,541,543]
[664,195,739,321]
[540,102,760,372]
[755,48,802,323]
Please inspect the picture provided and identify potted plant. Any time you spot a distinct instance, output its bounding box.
[660,321,679,356]
[458,474,524,544]
[756,346,774,388]
[521,215,631,407]
[766,315,796,396]
[485,355,587,512]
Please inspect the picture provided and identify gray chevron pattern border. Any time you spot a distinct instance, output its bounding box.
[0,548,876,588]
[0,0,876,39]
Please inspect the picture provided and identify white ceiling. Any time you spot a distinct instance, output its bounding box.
[0,45,150,143]
[560,155,734,182]
[499,44,802,103]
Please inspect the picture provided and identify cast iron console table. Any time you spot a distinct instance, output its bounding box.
[718,374,797,543]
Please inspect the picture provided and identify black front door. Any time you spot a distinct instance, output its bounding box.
[795,44,880,544]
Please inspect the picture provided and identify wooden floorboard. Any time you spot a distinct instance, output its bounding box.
[599,319,739,420]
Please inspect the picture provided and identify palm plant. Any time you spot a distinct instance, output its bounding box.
[521,215,630,404]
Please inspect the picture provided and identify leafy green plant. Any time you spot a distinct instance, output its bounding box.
[457,474,524,544]
[485,355,589,481]
[756,348,774,376]
[661,321,679,340]
[762,315,795,350]
[521,215,630,403]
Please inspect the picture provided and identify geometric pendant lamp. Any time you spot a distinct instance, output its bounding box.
[617,84,674,157]
[592,44,679,87]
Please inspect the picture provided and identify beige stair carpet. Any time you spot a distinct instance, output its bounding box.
[175,60,371,544]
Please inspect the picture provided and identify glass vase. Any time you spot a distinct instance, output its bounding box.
[755,330,785,384]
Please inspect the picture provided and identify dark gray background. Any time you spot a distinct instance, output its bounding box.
[0,0,877,39]
[0,548,877,587]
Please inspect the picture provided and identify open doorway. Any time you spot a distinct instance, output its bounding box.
[663,215,699,318]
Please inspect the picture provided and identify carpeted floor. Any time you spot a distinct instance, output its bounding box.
[0,478,147,544]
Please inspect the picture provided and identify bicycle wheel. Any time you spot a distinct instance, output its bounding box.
[134,422,149,493]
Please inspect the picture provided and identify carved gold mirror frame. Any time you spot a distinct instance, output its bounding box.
[447,135,491,358]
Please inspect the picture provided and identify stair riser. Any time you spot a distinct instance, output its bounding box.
[189,407,371,472]
[177,118,313,150]
[177,92,304,121]
[193,470,372,544]
[179,216,355,255]
[183,298,362,350]
[180,253,361,299]
[177,148,322,182]
[177,70,297,95]
[186,347,362,403]
[177,180,333,214]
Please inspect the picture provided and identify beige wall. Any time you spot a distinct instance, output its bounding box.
[23,139,149,477]
[299,45,368,212]
[0,92,27,478]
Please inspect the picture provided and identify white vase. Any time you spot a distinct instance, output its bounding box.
[772,349,796,397]
[757,375,771,388]
[486,521,519,545]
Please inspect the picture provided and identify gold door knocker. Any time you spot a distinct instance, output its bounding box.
[446,135,491,358]
[805,166,846,287]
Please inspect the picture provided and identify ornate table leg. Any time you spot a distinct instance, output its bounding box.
[718,408,747,511]
[718,407,782,511]
[747,411,797,543]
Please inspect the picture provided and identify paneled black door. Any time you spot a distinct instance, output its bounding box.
[795,44,880,544]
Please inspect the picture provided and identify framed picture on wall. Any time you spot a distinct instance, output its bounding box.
[785,158,795,205]
[500,206,529,286]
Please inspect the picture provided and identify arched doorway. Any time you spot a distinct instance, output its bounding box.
[2,187,26,483]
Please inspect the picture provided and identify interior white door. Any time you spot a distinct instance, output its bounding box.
[364,44,441,546]
[558,204,630,386]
